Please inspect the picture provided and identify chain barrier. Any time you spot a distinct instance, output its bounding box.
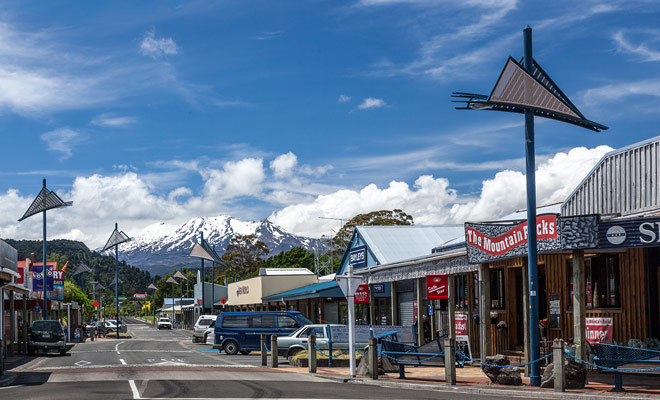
[262,342,270,353]
[564,351,660,373]
[454,348,553,368]
[378,350,445,364]
[311,343,349,358]
[354,347,367,356]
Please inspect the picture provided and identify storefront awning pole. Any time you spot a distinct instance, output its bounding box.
[572,250,586,361]
[478,264,491,359]
[347,261,356,377]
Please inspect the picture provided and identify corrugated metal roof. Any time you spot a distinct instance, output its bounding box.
[262,280,341,301]
[356,225,465,264]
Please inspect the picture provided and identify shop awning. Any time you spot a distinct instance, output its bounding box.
[353,248,476,284]
[1,282,30,295]
[262,280,344,302]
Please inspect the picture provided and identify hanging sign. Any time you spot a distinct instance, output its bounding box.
[585,317,613,343]
[51,269,65,300]
[32,262,55,292]
[426,275,448,300]
[354,284,369,304]
[464,214,560,264]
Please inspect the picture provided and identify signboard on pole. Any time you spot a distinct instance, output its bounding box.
[51,269,64,300]
[349,245,367,268]
[32,262,55,292]
[426,275,448,300]
[586,317,613,343]
[354,284,369,304]
[336,275,361,297]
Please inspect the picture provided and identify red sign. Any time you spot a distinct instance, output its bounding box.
[455,313,468,336]
[93,301,99,307]
[426,275,448,300]
[586,317,613,343]
[466,214,558,256]
[220,298,228,304]
[17,266,25,284]
[354,284,369,304]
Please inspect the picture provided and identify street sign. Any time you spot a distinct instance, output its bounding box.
[220,298,227,304]
[93,300,99,307]
[336,275,362,297]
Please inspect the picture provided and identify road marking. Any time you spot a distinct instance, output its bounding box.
[129,379,140,399]
[0,385,23,390]
[28,363,257,371]
[116,340,126,354]
[120,359,127,365]
[75,350,191,353]
[74,360,92,367]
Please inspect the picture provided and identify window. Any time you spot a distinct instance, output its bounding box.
[198,319,212,326]
[454,274,469,310]
[277,315,300,329]
[251,315,275,328]
[222,315,249,328]
[490,269,505,309]
[299,327,325,338]
[473,274,479,311]
[567,254,620,309]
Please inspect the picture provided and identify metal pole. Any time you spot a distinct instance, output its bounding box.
[179,280,182,328]
[201,232,205,315]
[153,289,156,326]
[43,207,47,320]
[523,25,540,387]
[212,245,216,315]
[115,227,119,339]
[347,262,356,377]
[171,282,175,326]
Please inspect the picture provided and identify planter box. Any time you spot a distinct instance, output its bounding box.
[294,357,361,368]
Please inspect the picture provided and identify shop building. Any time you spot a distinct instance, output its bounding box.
[226,268,318,311]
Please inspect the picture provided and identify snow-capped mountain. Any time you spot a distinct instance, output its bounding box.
[119,215,324,276]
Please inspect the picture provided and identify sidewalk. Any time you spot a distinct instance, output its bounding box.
[281,364,660,398]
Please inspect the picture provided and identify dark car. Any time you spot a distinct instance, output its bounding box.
[28,320,67,356]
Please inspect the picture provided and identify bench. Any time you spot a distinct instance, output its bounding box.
[380,336,460,379]
[592,342,660,392]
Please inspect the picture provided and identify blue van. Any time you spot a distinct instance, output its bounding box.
[213,311,312,355]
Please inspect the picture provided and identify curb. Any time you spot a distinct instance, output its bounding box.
[0,374,18,388]
[311,373,659,399]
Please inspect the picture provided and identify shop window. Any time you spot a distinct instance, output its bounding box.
[473,274,479,312]
[454,274,469,310]
[567,254,620,309]
[490,269,505,309]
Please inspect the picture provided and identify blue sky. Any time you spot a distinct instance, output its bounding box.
[1,0,659,248]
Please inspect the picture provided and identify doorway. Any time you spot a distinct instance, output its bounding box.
[646,248,660,339]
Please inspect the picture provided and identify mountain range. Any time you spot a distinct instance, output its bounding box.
[119,216,325,277]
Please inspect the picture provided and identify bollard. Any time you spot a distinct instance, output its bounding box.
[553,339,565,392]
[261,334,268,366]
[444,338,456,385]
[270,334,278,368]
[91,327,95,342]
[308,335,317,373]
[368,337,378,380]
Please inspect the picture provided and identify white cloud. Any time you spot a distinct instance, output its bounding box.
[270,152,298,179]
[582,79,660,107]
[140,31,179,58]
[201,158,265,199]
[91,114,137,128]
[40,128,80,160]
[357,97,387,110]
[613,31,660,62]
[338,94,351,103]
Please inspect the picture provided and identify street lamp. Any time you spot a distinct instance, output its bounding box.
[102,223,131,339]
[166,276,178,326]
[173,271,188,327]
[18,178,72,319]
[188,234,222,314]
[148,283,158,326]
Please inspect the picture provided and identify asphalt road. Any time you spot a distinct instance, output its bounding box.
[2,318,548,399]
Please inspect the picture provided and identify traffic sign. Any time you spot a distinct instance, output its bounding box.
[336,275,362,297]
[93,300,99,307]
[220,298,227,304]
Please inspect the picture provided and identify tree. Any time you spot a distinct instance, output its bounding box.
[220,234,269,280]
[64,280,94,320]
[332,209,414,250]
[262,247,314,270]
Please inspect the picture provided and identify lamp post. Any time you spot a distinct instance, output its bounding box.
[173,271,188,328]
[166,276,177,326]
[188,236,223,315]
[148,283,157,326]
[102,223,131,339]
[18,178,72,319]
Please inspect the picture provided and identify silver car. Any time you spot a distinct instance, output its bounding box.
[192,315,217,343]
[276,324,369,358]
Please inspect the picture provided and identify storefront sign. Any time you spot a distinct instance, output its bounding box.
[585,317,613,343]
[455,312,471,360]
[354,284,369,304]
[373,283,385,293]
[32,263,55,292]
[599,217,660,249]
[549,294,560,329]
[17,266,26,284]
[235,285,249,296]
[465,214,560,264]
[349,246,367,268]
[426,275,448,300]
[133,293,147,299]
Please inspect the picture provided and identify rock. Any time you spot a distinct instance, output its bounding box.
[481,355,522,386]
[539,359,587,389]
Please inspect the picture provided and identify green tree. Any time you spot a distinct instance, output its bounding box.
[220,234,270,280]
[64,280,94,320]
[332,209,414,250]
[262,247,314,270]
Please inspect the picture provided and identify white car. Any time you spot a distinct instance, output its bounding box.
[157,317,172,330]
[192,315,217,343]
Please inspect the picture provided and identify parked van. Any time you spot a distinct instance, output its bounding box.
[213,311,312,355]
[192,315,217,343]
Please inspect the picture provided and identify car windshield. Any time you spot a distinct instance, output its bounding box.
[297,315,313,325]
[159,318,170,322]
[32,321,62,332]
[198,319,212,326]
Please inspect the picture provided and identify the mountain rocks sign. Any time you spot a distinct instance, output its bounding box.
[465,214,560,264]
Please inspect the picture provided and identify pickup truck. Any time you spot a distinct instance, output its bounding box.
[276,324,369,358]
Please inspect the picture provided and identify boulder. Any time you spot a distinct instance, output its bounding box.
[540,360,587,389]
[481,355,522,386]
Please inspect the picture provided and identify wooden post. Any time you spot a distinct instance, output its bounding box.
[22,294,28,353]
[416,278,424,345]
[368,283,376,325]
[553,339,565,392]
[261,334,268,366]
[573,250,586,361]
[444,338,456,385]
[479,264,491,360]
[523,261,530,376]
[270,334,278,368]
[368,337,378,380]
[308,335,317,373]
[391,281,399,326]
[448,275,456,340]
[430,300,436,340]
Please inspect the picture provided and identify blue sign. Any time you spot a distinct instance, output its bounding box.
[349,245,367,268]
[373,284,385,293]
[35,306,41,313]
[32,263,54,292]
[599,217,660,249]
[428,304,433,316]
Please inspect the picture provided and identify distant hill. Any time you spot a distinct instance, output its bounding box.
[4,239,153,297]
[119,215,326,276]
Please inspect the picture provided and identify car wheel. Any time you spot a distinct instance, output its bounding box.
[203,333,209,343]
[223,340,239,355]
[287,348,302,359]
[239,350,251,355]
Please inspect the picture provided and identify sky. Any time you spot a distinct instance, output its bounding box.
[1,0,659,249]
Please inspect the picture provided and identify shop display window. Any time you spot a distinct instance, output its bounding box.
[490,269,505,309]
[567,254,620,309]
[454,274,469,310]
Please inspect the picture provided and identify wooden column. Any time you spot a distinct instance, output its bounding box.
[320,299,325,324]
[479,264,491,359]
[448,275,456,340]
[572,250,586,361]
[368,283,376,325]
[391,281,399,325]
[416,278,424,345]
[523,262,530,376]
[22,294,27,354]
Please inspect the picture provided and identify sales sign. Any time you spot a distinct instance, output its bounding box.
[426,275,448,300]
[585,317,613,343]
[465,214,561,264]
[354,284,369,304]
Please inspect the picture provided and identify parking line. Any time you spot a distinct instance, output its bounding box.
[115,340,126,354]
[129,380,140,399]
[120,359,127,365]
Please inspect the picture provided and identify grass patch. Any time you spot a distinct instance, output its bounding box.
[291,349,363,363]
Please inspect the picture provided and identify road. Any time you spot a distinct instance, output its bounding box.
[2,318,542,399]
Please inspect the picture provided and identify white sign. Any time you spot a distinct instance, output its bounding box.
[329,325,414,343]
[336,275,362,297]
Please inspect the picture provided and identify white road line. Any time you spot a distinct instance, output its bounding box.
[116,340,126,354]
[120,359,127,365]
[129,380,140,399]
[29,363,257,371]
[0,385,24,390]
[74,350,192,353]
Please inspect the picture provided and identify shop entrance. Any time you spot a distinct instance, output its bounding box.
[646,248,660,339]
[512,264,547,350]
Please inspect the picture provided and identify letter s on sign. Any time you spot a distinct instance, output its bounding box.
[639,222,656,244]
